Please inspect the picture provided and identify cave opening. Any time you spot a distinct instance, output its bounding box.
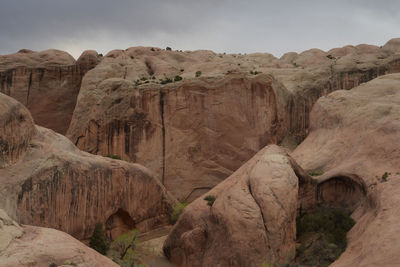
[105,208,135,240]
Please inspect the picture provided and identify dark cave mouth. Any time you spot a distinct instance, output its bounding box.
[105,208,135,241]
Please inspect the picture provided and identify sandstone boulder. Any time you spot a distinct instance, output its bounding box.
[163,145,310,267]
[0,95,35,168]
[0,92,174,241]
[292,74,400,266]
[0,209,118,267]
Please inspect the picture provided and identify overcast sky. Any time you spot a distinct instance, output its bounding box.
[1,0,399,59]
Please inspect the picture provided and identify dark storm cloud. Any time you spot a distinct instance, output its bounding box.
[0,0,399,58]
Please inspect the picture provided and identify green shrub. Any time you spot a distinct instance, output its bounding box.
[296,207,355,266]
[180,69,184,72]
[174,75,183,82]
[160,77,173,84]
[89,223,109,255]
[166,47,172,51]
[106,155,122,160]
[151,48,155,51]
[308,169,324,176]
[381,172,389,182]
[204,195,216,207]
[140,77,147,81]
[107,230,140,266]
[170,202,188,224]
[250,70,261,75]
[195,71,202,77]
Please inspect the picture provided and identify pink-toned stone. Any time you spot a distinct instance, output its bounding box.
[163,145,310,267]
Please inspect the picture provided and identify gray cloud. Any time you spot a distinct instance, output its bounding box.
[0,0,399,58]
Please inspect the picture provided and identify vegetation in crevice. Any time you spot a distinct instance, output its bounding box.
[89,223,109,255]
[170,202,188,224]
[295,207,355,267]
[107,229,144,267]
[106,155,122,160]
[308,169,324,176]
[204,195,216,207]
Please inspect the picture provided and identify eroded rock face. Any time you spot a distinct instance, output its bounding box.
[67,74,292,201]
[292,74,400,266]
[0,92,174,241]
[163,145,310,267]
[0,49,101,134]
[0,209,118,267]
[67,39,400,201]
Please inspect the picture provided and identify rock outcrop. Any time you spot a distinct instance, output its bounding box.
[66,39,400,201]
[162,73,400,267]
[0,49,101,134]
[0,209,118,267]
[67,73,292,201]
[0,92,174,241]
[163,145,310,267]
[292,73,400,266]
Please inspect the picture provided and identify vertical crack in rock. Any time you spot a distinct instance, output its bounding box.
[27,71,32,105]
[247,181,270,235]
[160,90,166,185]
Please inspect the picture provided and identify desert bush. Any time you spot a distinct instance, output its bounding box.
[90,223,109,255]
[250,70,261,75]
[195,71,202,77]
[170,202,188,224]
[106,155,122,160]
[166,47,172,51]
[204,195,216,206]
[160,77,173,84]
[308,169,324,176]
[107,230,141,267]
[296,207,355,266]
[174,75,183,82]
[381,172,389,182]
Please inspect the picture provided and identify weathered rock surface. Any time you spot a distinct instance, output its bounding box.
[0,92,174,241]
[163,145,310,267]
[0,49,101,134]
[68,74,292,201]
[292,74,400,266]
[0,94,35,168]
[66,39,400,201]
[0,209,117,267]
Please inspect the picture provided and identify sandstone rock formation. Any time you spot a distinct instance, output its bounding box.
[0,49,101,134]
[67,73,292,201]
[0,92,174,241]
[292,73,400,266]
[162,73,400,266]
[163,145,310,267]
[66,39,400,201]
[0,209,118,267]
